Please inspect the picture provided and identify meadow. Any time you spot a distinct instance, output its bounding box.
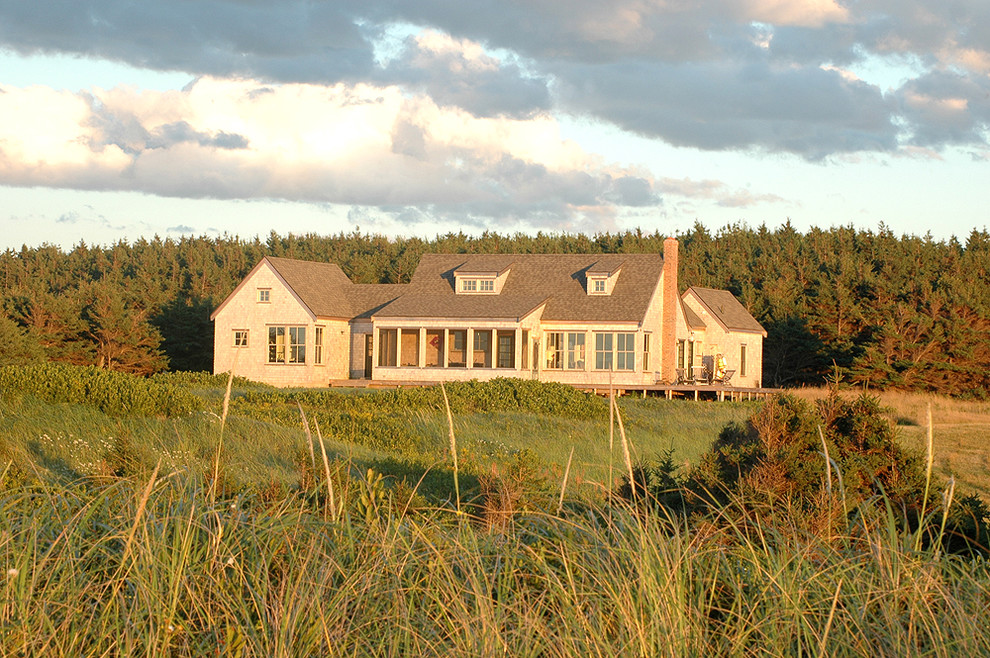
[1,365,989,656]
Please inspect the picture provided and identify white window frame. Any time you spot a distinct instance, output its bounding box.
[545,332,564,369]
[595,332,636,371]
[257,288,271,303]
[268,325,306,364]
[233,329,249,347]
[314,326,324,365]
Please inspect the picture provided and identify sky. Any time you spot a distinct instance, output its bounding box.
[1,0,989,251]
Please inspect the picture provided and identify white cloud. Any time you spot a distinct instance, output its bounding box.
[0,77,659,225]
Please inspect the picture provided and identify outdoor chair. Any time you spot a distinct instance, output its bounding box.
[718,369,736,386]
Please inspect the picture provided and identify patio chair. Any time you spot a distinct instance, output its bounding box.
[718,369,736,386]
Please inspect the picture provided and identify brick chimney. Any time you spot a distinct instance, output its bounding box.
[661,237,678,383]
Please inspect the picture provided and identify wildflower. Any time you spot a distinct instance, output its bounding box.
[226,557,235,567]
[7,568,18,578]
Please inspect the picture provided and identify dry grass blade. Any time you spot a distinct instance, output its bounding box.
[818,426,832,497]
[440,381,461,514]
[297,401,316,474]
[558,446,574,516]
[613,395,635,499]
[313,417,337,520]
[915,403,935,552]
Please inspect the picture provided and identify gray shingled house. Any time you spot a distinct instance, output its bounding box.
[211,238,766,388]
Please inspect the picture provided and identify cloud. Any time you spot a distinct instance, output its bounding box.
[0,77,660,228]
[1,0,989,188]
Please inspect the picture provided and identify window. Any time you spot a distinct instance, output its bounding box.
[401,330,419,367]
[592,279,606,294]
[233,330,249,347]
[643,333,651,371]
[740,344,747,377]
[595,333,613,370]
[426,330,444,367]
[616,333,636,370]
[459,277,496,293]
[268,326,306,364]
[473,330,492,368]
[497,331,515,368]
[566,332,586,370]
[314,326,324,365]
[595,332,636,370]
[257,288,271,303]
[448,330,466,367]
[677,339,685,368]
[545,332,564,369]
[378,329,397,367]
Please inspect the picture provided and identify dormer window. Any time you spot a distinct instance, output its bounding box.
[586,261,622,295]
[460,277,497,293]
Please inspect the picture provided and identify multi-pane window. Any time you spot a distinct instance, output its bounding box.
[566,332,586,370]
[595,333,613,370]
[233,329,249,347]
[595,332,636,370]
[268,326,306,364]
[459,278,496,293]
[643,333,651,371]
[592,279,606,294]
[545,332,564,369]
[740,344,747,377]
[314,326,324,365]
[257,288,271,303]
[616,333,636,370]
[497,331,515,368]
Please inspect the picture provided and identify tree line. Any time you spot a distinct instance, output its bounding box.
[2,223,989,396]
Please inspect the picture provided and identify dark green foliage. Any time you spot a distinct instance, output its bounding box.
[0,362,202,417]
[622,391,989,555]
[0,315,44,366]
[4,225,990,392]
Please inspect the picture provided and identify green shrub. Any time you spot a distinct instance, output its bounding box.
[0,362,202,417]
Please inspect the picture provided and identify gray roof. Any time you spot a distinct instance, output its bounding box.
[266,257,409,320]
[376,253,662,322]
[681,299,706,330]
[685,287,766,334]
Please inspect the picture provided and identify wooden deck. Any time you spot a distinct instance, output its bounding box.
[327,379,777,401]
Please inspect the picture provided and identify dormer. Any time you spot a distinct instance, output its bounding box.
[586,261,622,295]
[453,259,513,295]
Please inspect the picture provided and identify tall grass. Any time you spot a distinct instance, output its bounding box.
[1,473,988,656]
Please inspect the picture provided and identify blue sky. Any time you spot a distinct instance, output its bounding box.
[1,1,988,251]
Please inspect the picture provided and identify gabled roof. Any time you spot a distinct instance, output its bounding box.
[210,257,410,321]
[681,299,706,330]
[685,287,766,335]
[266,257,354,318]
[378,253,662,322]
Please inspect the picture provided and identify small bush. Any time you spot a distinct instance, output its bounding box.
[0,362,202,417]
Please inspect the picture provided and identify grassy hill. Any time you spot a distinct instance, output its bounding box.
[2,366,990,655]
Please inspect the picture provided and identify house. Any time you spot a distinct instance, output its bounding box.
[210,238,766,388]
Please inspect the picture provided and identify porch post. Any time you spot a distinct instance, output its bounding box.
[514,328,522,371]
[419,327,426,368]
[371,326,379,376]
[443,329,449,368]
[466,328,474,369]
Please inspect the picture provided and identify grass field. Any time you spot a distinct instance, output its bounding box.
[2,372,990,655]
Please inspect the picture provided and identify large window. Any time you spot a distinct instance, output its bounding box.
[566,332,586,370]
[545,332,564,369]
[595,332,635,371]
[497,331,515,368]
[378,329,397,367]
[314,326,324,365]
[401,330,419,367]
[473,330,492,368]
[268,326,306,364]
[448,330,466,367]
[426,330,444,367]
